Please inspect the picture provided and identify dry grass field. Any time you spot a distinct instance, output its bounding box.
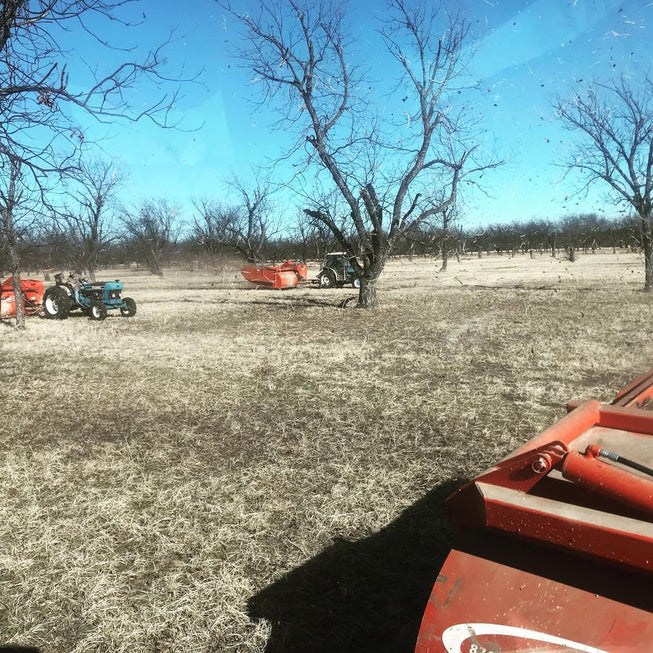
[1,250,652,652]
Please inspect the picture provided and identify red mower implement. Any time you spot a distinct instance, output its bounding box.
[0,276,44,318]
[415,371,653,652]
[241,261,308,289]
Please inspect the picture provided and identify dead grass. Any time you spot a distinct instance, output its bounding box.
[0,250,651,652]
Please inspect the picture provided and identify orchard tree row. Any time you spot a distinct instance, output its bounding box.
[1,192,644,279]
[2,1,653,327]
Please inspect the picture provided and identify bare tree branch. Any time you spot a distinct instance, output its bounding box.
[0,0,194,188]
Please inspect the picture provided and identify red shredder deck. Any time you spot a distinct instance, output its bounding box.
[415,372,653,652]
[0,277,44,318]
[240,261,308,289]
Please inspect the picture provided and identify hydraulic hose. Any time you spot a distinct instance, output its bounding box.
[586,445,653,478]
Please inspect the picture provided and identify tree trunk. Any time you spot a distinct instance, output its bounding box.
[147,255,163,277]
[358,276,379,308]
[10,241,25,330]
[642,218,653,291]
[441,246,448,271]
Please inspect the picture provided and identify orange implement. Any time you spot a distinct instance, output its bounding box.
[0,276,44,318]
[241,261,308,289]
[415,372,653,653]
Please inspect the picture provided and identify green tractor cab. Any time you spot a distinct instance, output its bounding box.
[317,252,360,289]
[43,273,137,321]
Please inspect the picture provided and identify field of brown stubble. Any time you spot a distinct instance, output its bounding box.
[1,249,651,652]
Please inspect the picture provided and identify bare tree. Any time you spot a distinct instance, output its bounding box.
[0,158,26,327]
[191,181,277,263]
[556,76,653,289]
[221,0,498,307]
[226,180,277,263]
[121,199,181,276]
[191,199,237,258]
[0,157,43,328]
[59,159,124,280]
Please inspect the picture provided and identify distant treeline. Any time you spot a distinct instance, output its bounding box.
[2,212,643,277]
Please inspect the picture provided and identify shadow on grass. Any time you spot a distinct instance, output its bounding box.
[247,296,349,309]
[248,479,463,653]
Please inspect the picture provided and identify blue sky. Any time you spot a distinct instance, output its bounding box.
[68,0,652,229]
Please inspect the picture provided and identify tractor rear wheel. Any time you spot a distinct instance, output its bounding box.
[42,286,70,319]
[120,297,137,317]
[318,269,336,288]
[89,301,107,321]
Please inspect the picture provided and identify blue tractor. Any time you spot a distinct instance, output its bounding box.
[42,273,137,321]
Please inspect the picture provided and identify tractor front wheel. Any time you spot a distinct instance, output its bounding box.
[318,269,336,288]
[120,297,137,317]
[42,286,70,319]
[89,301,107,321]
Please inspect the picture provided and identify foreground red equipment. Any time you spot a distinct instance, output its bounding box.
[0,276,44,318]
[415,371,653,652]
[241,261,308,289]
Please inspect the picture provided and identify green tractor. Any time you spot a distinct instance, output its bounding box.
[43,273,137,321]
[317,252,361,289]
